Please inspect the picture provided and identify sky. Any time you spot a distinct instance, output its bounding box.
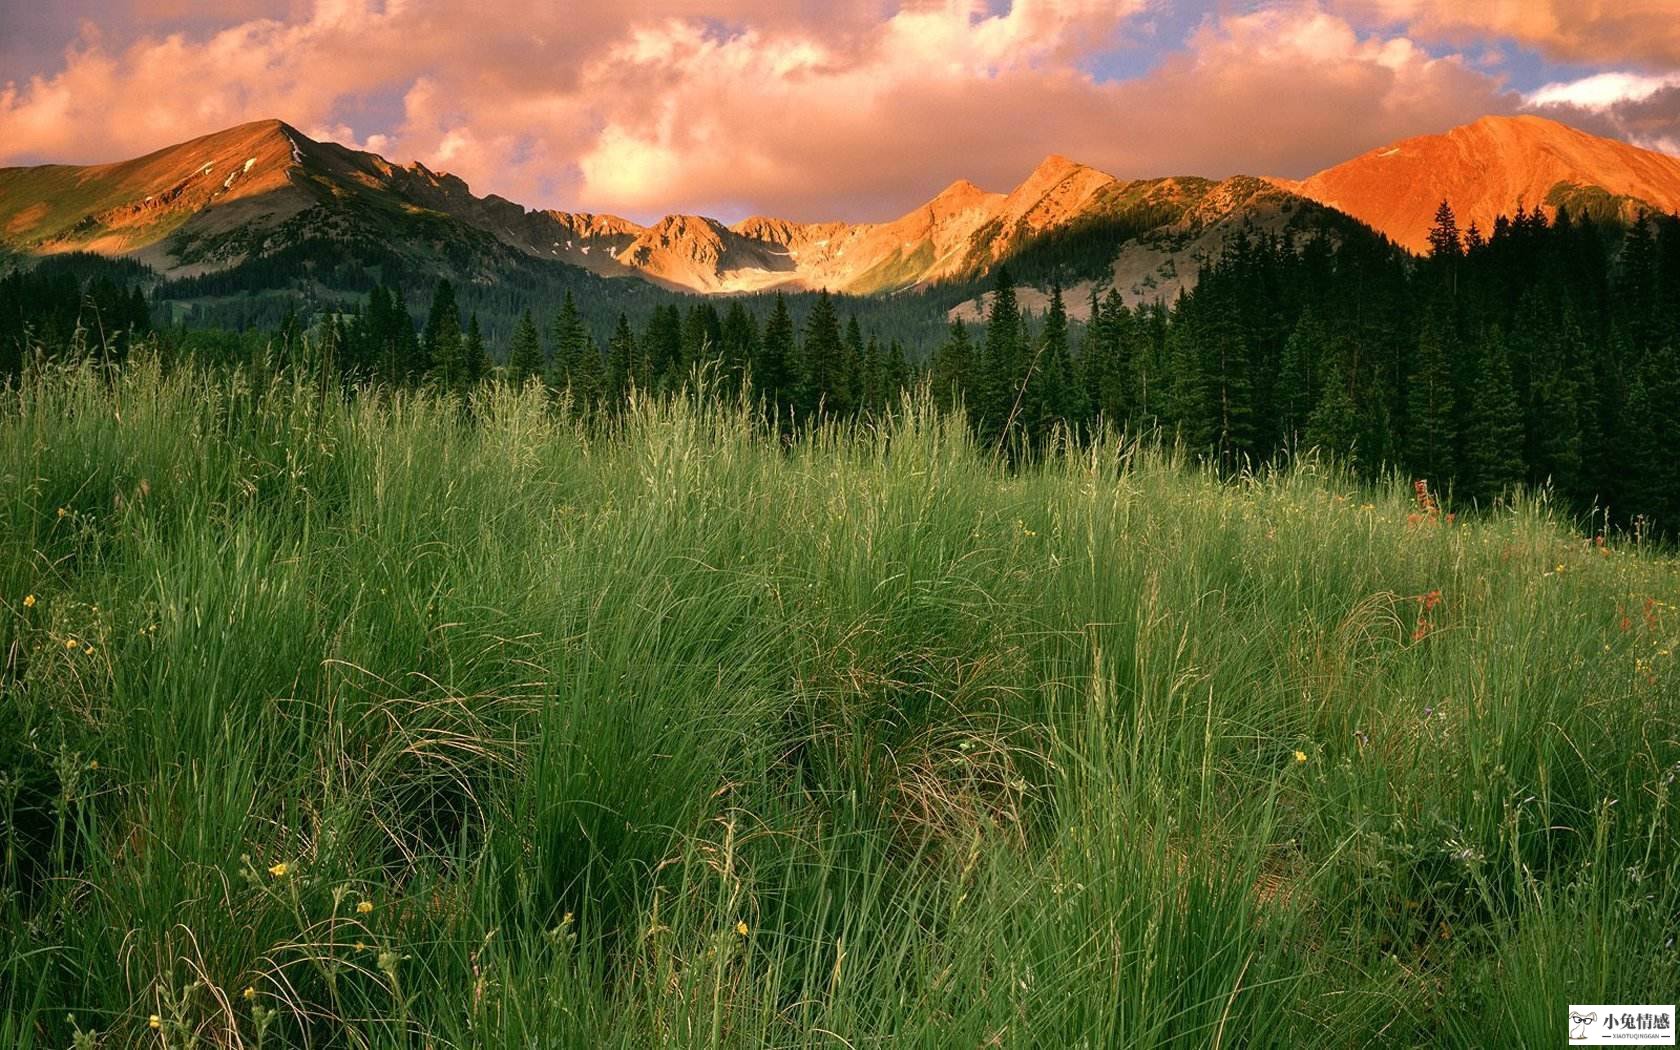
[2,1,1679,224]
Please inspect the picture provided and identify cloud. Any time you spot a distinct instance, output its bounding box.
[1334,0,1680,69]
[0,0,1520,221]
[1525,72,1680,158]
[1529,72,1680,111]
[1064,6,1516,181]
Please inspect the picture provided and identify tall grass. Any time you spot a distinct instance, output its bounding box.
[1,357,1675,1047]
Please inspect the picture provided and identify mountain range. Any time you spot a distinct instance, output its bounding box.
[4,114,1680,315]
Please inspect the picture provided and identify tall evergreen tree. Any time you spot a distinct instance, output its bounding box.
[546,292,589,392]
[606,313,642,404]
[1628,342,1680,527]
[1164,309,1211,447]
[719,301,759,398]
[426,280,469,396]
[465,313,491,386]
[1305,357,1360,466]
[978,267,1026,442]
[1522,305,1585,500]
[1026,281,1080,437]
[1277,309,1326,445]
[419,278,463,382]
[505,310,546,387]
[860,335,887,416]
[840,315,866,414]
[644,305,684,391]
[1459,328,1525,504]
[756,293,796,413]
[1407,313,1457,482]
[930,319,973,410]
[1198,299,1255,465]
[1428,200,1463,259]
[795,291,845,420]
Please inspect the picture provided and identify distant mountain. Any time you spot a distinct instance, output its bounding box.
[0,119,688,336]
[0,119,520,275]
[505,153,1352,306]
[0,120,1352,309]
[1279,114,1680,253]
[3,114,1676,314]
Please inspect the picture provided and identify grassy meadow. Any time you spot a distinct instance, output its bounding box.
[1,357,1677,1047]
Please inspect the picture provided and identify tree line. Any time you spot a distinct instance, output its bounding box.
[4,201,1678,533]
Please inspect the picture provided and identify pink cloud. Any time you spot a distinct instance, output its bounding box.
[0,1,1519,221]
[1334,0,1680,69]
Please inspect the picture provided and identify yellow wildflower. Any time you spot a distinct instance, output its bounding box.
[355,940,366,951]
[357,899,374,915]
[22,594,35,608]
[268,862,289,878]
[735,921,750,937]
[64,637,78,649]
[1554,563,1566,574]
[148,1014,161,1030]
[1292,750,1308,764]
[242,986,255,1001]
[84,644,95,656]
[56,507,67,518]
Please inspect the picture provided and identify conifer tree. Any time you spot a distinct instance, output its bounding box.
[1428,200,1462,259]
[1199,302,1254,464]
[1028,281,1080,438]
[682,303,723,374]
[1277,309,1325,444]
[644,305,684,391]
[546,291,589,393]
[795,290,845,419]
[1523,306,1585,500]
[1098,288,1134,425]
[390,288,420,385]
[606,313,641,404]
[569,330,605,410]
[1406,314,1457,482]
[465,313,491,386]
[419,279,463,382]
[1164,312,1211,447]
[841,315,866,414]
[1460,328,1525,504]
[860,335,886,416]
[1630,342,1680,526]
[885,339,911,401]
[1076,293,1109,425]
[756,293,796,413]
[1305,358,1360,466]
[426,280,469,396]
[978,267,1025,442]
[930,319,973,410]
[719,301,758,398]
[1133,299,1168,427]
[505,310,545,387]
